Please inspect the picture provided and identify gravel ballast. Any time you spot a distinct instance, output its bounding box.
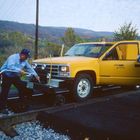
[0,121,70,140]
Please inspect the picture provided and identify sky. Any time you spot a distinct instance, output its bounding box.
[0,0,140,34]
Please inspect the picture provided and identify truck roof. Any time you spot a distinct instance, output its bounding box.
[78,40,140,45]
[78,42,116,45]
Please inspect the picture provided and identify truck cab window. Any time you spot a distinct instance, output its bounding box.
[104,48,119,60]
[116,43,138,60]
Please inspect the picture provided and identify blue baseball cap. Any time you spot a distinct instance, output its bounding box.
[20,49,31,58]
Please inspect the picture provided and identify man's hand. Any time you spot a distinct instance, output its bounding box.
[20,70,27,76]
[35,76,40,83]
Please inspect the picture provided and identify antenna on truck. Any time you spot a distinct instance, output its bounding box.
[60,44,64,57]
[48,54,52,85]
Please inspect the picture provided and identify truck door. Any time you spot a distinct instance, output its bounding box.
[99,42,140,85]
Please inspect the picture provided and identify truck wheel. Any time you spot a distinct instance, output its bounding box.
[73,73,94,101]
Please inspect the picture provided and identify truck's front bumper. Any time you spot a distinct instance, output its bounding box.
[27,78,74,94]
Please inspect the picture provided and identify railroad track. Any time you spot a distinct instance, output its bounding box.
[0,86,139,137]
[0,103,76,137]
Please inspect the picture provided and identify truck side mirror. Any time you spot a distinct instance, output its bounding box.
[137,55,140,63]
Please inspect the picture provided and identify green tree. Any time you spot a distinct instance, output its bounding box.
[37,41,61,58]
[62,28,76,48]
[8,31,28,46]
[75,35,85,43]
[47,42,61,57]
[114,22,138,41]
[0,31,34,65]
[0,32,13,47]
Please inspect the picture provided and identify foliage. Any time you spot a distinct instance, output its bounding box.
[0,30,64,66]
[75,35,85,43]
[0,31,29,46]
[114,22,139,41]
[9,32,28,46]
[61,27,85,52]
[0,31,33,66]
[38,41,61,58]
[62,28,76,48]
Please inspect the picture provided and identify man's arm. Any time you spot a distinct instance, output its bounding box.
[25,62,40,82]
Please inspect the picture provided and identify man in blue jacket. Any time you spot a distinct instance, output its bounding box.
[0,49,40,114]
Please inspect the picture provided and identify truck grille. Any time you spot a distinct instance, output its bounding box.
[45,65,59,77]
[34,64,59,83]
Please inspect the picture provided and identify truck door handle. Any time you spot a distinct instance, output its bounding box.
[114,64,124,66]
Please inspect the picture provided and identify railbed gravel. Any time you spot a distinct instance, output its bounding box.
[0,121,70,140]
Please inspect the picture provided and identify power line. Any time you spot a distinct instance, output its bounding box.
[7,0,26,19]
[0,0,28,20]
[0,0,18,19]
[0,0,13,19]
[0,0,7,10]
[9,0,28,19]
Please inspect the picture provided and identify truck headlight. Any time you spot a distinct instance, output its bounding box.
[59,65,70,77]
[60,66,69,72]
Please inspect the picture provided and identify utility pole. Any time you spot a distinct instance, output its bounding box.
[34,0,39,59]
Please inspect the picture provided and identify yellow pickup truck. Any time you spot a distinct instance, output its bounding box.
[31,40,140,101]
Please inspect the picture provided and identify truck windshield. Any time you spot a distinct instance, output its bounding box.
[65,44,113,58]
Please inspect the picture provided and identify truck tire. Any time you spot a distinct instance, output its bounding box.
[73,73,94,101]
